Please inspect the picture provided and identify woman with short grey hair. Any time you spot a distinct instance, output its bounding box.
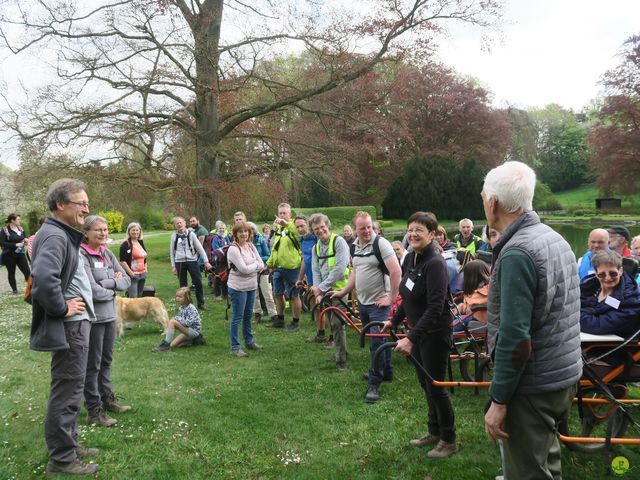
[80,215,132,426]
[580,249,640,337]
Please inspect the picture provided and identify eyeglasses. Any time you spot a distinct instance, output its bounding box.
[596,270,620,279]
[68,201,90,209]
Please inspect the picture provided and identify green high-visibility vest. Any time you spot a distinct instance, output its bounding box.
[315,233,350,291]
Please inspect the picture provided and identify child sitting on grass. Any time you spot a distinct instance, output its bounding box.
[153,287,205,352]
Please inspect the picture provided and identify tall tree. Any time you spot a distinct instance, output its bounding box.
[530,104,592,192]
[589,34,640,195]
[0,0,502,224]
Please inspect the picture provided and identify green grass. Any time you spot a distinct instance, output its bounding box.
[555,185,640,211]
[1,232,639,479]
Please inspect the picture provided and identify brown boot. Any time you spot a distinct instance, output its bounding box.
[409,434,440,447]
[426,440,458,458]
[103,393,132,413]
[87,406,117,427]
[46,458,98,475]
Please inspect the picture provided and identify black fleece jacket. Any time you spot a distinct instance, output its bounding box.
[392,241,452,343]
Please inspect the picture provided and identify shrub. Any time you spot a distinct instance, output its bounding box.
[97,210,124,233]
[533,182,562,211]
[127,205,169,231]
[293,206,377,227]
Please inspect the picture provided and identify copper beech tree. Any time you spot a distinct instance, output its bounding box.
[0,0,502,223]
[589,34,640,196]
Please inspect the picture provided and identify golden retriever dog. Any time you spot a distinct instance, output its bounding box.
[115,296,169,337]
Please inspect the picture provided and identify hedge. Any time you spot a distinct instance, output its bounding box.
[293,205,377,228]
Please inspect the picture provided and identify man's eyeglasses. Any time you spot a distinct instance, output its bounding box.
[68,201,90,209]
[596,270,620,279]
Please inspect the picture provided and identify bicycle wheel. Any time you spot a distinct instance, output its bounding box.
[559,385,630,453]
[459,344,492,382]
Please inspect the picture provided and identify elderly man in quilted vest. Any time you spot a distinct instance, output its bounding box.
[482,161,582,480]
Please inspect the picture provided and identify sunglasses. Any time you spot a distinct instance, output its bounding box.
[596,270,620,279]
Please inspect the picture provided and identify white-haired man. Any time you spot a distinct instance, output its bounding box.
[454,218,484,255]
[482,161,581,479]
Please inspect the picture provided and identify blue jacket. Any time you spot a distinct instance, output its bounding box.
[580,272,640,338]
[210,233,232,251]
[300,233,317,285]
[253,233,271,263]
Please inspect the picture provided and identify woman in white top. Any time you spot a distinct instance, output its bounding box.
[227,221,265,357]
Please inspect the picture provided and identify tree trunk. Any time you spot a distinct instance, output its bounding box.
[193,0,224,227]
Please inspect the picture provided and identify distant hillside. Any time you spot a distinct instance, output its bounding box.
[554,185,640,210]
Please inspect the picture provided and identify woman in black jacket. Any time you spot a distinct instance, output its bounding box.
[1,213,31,295]
[383,211,457,458]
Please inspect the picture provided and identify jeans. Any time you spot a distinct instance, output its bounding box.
[84,321,116,410]
[412,330,456,443]
[228,287,256,351]
[127,272,147,298]
[358,302,392,386]
[176,261,204,306]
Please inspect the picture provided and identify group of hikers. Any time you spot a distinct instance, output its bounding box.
[17,160,640,478]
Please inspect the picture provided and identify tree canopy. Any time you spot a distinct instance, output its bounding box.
[589,34,640,196]
[0,0,503,225]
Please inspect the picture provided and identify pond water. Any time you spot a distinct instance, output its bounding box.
[546,223,640,259]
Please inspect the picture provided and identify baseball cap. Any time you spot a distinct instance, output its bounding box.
[606,226,630,242]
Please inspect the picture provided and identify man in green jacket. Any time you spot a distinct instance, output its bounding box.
[266,203,302,331]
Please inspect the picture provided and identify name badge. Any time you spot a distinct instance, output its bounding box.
[405,278,415,291]
[281,231,286,237]
[94,261,104,268]
[604,295,620,309]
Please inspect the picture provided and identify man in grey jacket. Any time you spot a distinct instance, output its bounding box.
[309,213,351,371]
[30,178,99,476]
[482,162,581,480]
[170,216,212,310]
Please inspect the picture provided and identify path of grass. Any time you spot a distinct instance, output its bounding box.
[1,233,638,479]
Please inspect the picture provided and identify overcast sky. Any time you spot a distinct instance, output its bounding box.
[1,0,639,169]
[436,0,640,110]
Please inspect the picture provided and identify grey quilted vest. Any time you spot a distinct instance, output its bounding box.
[487,211,582,394]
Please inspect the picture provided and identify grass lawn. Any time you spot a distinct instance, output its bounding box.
[555,185,640,211]
[1,232,639,479]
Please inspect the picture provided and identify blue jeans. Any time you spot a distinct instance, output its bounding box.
[228,287,256,351]
[359,302,393,386]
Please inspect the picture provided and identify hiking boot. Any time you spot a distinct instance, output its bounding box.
[267,318,285,328]
[409,434,440,447]
[305,333,326,343]
[76,445,100,458]
[87,406,117,427]
[322,339,334,349]
[246,343,263,350]
[336,363,348,372]
[286,322,300,332]
[427,440,458,458]
[197,304,207,311]
[104,393,131,413]
[153,340,171,352]
[231,349,248,357]
[364,385,380,404]
[46,459,98,475]
[362,372,393,382]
